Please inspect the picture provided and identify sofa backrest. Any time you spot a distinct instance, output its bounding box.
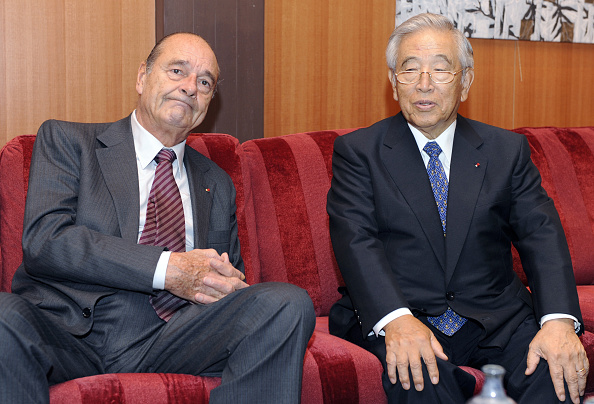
[241,129,356,316]
[238,126,594,316]
[184,134,259,284]
[0,135,35,292]
[0,133,258,292]
[515,126,594,286]
[2,126,593,308]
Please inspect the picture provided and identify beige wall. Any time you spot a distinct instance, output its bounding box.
[0,0,155,147]
[264,0,594,138]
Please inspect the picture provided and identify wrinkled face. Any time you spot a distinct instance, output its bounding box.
[135,34,219,146]
[389,29,473,140]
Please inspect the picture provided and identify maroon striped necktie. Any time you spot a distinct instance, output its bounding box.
[139,148,189,321]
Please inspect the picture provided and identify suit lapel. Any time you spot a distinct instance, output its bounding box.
[185,147,214,249]
[381,114,447,269]
[95,117,140,242]
[445,116,487,282]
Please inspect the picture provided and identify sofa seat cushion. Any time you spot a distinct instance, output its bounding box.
[578,286,594,332]
[47,326,388,404]
[49,373,221,404]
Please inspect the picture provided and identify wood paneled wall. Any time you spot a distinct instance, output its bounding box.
[264,0,398,137]
[157,0,265,144]
[464,38,594,129]
[0,0,155,147]
[2,1,593,146]
[264,0,594,138]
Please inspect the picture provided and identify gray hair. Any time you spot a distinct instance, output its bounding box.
[386,13,474,72]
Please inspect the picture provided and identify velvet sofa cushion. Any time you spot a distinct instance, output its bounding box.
[47,324,389,404]
[0,134,34,292]
[184,134,260,284]
[0,132,388,404]
[512,127,594,332]
[0,133,257,291]
[48,373,222,404]
[241,129,355,316]
[4,126,594,402]
[512,127,594,285]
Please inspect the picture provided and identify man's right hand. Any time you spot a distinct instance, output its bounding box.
[166,249,248,304]
[384,315,448,391]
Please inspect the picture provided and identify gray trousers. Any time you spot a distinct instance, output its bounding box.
[0,282,315,404]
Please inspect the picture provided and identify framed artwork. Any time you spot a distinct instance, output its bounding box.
[396,0,594,43]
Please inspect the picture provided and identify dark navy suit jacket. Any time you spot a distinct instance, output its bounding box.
[327,113,582,348]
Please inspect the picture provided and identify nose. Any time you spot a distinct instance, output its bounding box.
[416,72,433,91]
[180,75,197,98]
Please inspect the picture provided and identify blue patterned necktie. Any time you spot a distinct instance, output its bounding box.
[423,141,467,336]
[423,142,448,235]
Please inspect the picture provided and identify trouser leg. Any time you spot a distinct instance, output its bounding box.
[0,293,103,404]
[139,282,316,404]
[472,314,582,404]
[357,326,476,403]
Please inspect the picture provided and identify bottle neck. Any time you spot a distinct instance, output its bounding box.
[480,373,506,397]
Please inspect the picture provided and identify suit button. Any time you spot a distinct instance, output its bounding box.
[82,308,92,318]
[446,292,455,301]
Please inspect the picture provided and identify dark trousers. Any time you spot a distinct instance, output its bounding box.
[358,315,580,404]
[0,282,315,404]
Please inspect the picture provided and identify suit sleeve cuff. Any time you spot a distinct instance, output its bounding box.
[152,251,171,290]
[372,308,413,337]
[540,313,580,334]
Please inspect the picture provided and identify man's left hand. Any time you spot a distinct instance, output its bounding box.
[526,318,588,403]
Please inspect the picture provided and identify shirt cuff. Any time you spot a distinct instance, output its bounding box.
[372,308,413,337]
[152,251,171,290]
[540,313,580,334]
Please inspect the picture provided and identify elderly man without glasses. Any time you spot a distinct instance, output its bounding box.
[0,32,315,404]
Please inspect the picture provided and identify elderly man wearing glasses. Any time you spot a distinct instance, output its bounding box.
[327,12,587,404]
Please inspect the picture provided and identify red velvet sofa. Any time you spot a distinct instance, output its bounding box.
[1,125,594,403]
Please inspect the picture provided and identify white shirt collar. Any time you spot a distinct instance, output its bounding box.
[131,110,186,173]
[408,120,456,163]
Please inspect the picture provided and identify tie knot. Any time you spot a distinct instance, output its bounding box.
[423,141,443,158]
[155,148,176,164]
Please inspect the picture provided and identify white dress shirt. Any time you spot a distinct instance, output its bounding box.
[131,110,194,290]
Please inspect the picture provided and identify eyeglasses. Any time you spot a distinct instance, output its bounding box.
[394,69,468,85]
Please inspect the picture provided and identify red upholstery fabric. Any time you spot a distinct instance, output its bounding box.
[305,321,386,403]
[0,134,35,292]
[49,373,221,404]
[4,126,594,402]
[241,129,355,316]
[512,127,594,284]
[184,134,260,284]
[511,127,594,335]
[0,132,388,404]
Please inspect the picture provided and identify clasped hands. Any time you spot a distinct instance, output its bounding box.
[165,249,248,304]
[384,315,588,404]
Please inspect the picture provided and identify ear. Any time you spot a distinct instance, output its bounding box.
[388,70,399,102]
[460,68,474,102]
[136,62,148,96]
